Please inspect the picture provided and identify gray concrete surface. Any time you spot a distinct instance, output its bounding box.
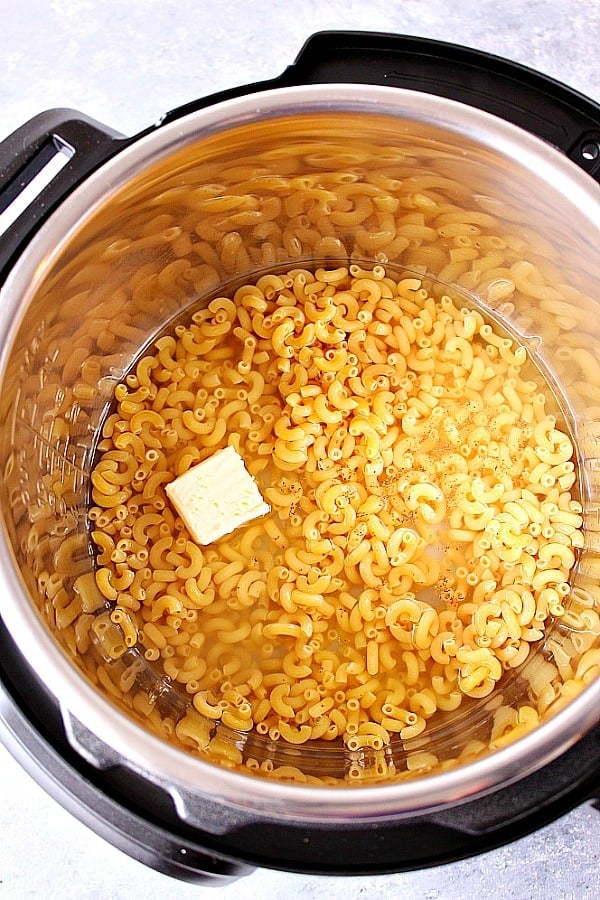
[0,1,599,898]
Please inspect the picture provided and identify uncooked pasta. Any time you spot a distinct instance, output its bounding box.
[87,263,585,769]
[7,112,598,784]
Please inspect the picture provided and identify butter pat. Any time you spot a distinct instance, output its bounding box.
[165,446,270,545]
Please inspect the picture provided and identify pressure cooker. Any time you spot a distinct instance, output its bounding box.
[0,32,599,884]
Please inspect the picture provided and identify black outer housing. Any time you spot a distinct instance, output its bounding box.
[162,31,600,179]
[0,31,600,883]
[1,617,599,882]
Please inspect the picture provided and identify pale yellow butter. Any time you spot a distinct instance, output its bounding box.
[165,446,270,545]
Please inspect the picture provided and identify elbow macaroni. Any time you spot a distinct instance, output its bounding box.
[10,104,600,790]
[51,254,588,779]
[27,176,584,777]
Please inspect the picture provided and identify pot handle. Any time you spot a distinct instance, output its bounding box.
[427,724,600,845]
[163,31,600,184]
[0,110,126,281]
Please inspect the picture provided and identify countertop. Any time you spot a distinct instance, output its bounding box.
[1,1,599,898]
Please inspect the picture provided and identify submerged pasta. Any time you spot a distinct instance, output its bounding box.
[88,264,584,764]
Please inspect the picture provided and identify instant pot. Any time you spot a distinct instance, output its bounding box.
[0,32,599,884]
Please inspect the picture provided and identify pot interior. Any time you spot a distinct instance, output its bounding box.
[1,94,599,802]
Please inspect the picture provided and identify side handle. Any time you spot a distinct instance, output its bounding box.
[0,110,127,280]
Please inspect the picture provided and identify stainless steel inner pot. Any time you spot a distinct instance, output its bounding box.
[0,84,599,828]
